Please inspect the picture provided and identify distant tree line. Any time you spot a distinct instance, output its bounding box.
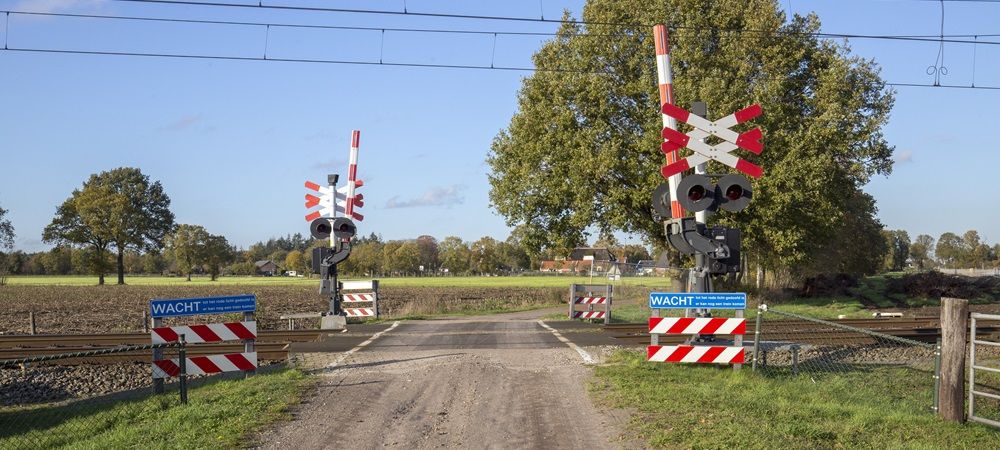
[883,229,1000,272]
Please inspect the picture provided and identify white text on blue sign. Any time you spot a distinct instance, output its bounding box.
[648,292,747,310]
[150,294,257,318]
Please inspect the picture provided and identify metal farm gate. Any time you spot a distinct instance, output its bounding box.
[969,313,1000,428]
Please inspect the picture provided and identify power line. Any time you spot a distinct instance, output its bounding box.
[6,8,1000,46]
[3,46,999,91]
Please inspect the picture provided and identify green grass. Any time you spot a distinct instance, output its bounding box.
[593,351,1000,448]
[5,274,675,289]
[0,369,310,449]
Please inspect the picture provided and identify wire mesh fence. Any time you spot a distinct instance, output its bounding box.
[752,307,941,414]
[0,343,182,449]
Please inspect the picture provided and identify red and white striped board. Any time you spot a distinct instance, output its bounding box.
[344,130,364,221]
[572,311,606,319]
[574,297,608,304]
[648,317,745,335]
[151,321,257,344]
[659,103,765,179]
[653,24,683,219]
[647,345,744,364]
[344,308,375,317]
[342,293,375,303]
[152,352,257,378]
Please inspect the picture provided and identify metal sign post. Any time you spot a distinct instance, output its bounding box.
[149,294,258,386]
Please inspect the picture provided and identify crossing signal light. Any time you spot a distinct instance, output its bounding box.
[670,174,753,213]
[717,174,752,212]
[310,217,357,240]
[676,175,716,213]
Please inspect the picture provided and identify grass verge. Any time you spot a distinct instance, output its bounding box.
[0,369,310,449]
[593,350,999,448]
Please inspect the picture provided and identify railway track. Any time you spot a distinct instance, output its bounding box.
[602,318,1000,346]
[0,330,324,364]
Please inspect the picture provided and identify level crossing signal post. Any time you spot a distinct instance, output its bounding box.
[304,131,366,330]
[649,99,763,370]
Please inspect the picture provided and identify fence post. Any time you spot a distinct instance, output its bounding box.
[791,344,800,375]
[938,297,968,422]
[143,310,149,333]
[752,306,764,372]
[29,310,36,335]
[179,334,188,405]
[933,337,942,413]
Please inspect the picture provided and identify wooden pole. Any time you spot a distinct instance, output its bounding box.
[938,297,968,422]
[29,310,36,335]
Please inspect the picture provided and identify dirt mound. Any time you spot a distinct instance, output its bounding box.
[885,272,1000,302]
[799,274,858,298]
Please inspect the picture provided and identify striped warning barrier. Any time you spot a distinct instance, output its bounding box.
[647,345,744,364]
[569,284,612,324]
[152,352,258,378]
[343,293,374,303]
[344,308,375,317]
[151,321,257,344]
[648,317,745,335]
[341,280,379,319]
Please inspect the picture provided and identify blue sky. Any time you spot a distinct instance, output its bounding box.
[1,0,999,253]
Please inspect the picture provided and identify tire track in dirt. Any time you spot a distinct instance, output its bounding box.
[258,318,626,449]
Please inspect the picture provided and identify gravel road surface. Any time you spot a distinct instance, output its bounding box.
[258,315,627,449]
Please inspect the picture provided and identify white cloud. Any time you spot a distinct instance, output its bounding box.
[159,115,201,131]
[893,149,913,164]
[385,185,466,209]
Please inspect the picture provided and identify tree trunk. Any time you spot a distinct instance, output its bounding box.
[117,249,125,285]
[187,271,192,282]
[98,273,105,285]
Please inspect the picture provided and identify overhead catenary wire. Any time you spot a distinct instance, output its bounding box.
[5,9,1000,45]
[3,46,1000,91]
[93,0,1000,45]
[2,3,999,91]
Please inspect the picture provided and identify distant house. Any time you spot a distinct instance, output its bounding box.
[569,247,616,262]
[255,260,277,276]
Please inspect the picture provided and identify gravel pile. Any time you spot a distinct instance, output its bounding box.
[1,363,150,406]
[1,361,283,406]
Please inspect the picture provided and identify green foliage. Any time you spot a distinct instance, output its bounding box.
[166,225,233,281]
[42,168,174,285]
[0,205,14,285]
[909,234,935,270]
[488,0,894,281]
[439,236,471,275]
[0,205,12,251]
[881,229,910,272]
[471,236,501,274]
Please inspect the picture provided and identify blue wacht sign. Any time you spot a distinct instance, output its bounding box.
[150,294,257,318]
[648,292,746,310]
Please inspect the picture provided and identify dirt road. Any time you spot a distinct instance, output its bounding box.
[259,314,627,449]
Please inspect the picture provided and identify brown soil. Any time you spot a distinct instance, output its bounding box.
[0,285,564,334]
